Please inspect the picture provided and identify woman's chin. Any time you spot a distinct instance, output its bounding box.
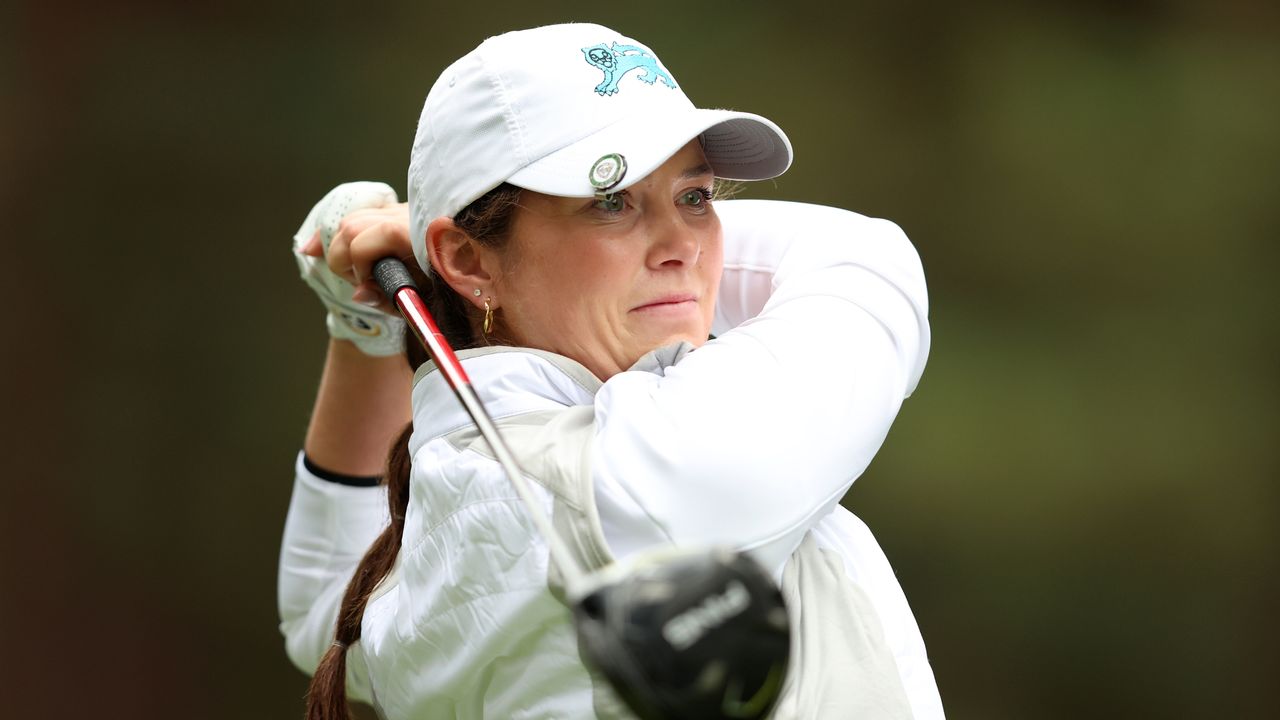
[636,328,712,356]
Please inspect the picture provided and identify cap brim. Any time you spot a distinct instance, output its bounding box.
[507,108,792,198]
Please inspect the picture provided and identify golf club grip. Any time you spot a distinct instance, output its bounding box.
[373,257,418,299]
[372,255,470,389]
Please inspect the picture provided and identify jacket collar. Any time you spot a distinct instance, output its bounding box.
[411,346,602,444]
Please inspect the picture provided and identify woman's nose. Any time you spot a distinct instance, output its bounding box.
[647,211,701,268]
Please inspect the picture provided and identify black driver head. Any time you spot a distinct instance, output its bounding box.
[572,547,791,720]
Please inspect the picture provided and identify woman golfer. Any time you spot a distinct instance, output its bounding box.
[280,22,943,719]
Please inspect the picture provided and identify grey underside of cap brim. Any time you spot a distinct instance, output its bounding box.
[701,117,793,180]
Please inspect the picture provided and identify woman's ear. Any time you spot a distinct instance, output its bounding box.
[425,216,493,309]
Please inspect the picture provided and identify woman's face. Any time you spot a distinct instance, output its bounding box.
[488,141,723,380]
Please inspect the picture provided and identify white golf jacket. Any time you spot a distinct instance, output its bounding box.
[279,200,945,719]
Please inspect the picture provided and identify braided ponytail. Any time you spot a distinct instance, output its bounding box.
[304,421,412,720]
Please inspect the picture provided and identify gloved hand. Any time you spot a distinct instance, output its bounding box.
[293,182,407,356]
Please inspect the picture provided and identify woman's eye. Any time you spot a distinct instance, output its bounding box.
[594,193,626,213]
[680,188,713,207]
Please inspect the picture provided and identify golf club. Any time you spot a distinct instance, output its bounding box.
[373,257,791,720]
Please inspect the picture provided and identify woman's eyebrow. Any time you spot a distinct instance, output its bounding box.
[680,163,714,180]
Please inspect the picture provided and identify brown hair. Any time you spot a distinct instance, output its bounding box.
[303,183,522,720]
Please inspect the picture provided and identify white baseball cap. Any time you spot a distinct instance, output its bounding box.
[408,22,793,271]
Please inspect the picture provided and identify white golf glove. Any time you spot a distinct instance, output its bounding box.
[293,182,407,356]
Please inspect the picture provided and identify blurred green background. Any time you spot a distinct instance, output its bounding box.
[4,0,1277,717]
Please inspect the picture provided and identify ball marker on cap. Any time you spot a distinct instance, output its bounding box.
[590,153,627,199]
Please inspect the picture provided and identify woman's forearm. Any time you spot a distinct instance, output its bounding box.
[303,338,413,476]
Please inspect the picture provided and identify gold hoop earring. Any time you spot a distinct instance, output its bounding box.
[483,297,494,336]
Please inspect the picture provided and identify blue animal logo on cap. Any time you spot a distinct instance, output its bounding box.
[582,42,677,96]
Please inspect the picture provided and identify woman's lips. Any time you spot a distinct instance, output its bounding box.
[631,295,698,313]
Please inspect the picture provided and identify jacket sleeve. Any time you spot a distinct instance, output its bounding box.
[591,199,930,576]
[277,451,386,701]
